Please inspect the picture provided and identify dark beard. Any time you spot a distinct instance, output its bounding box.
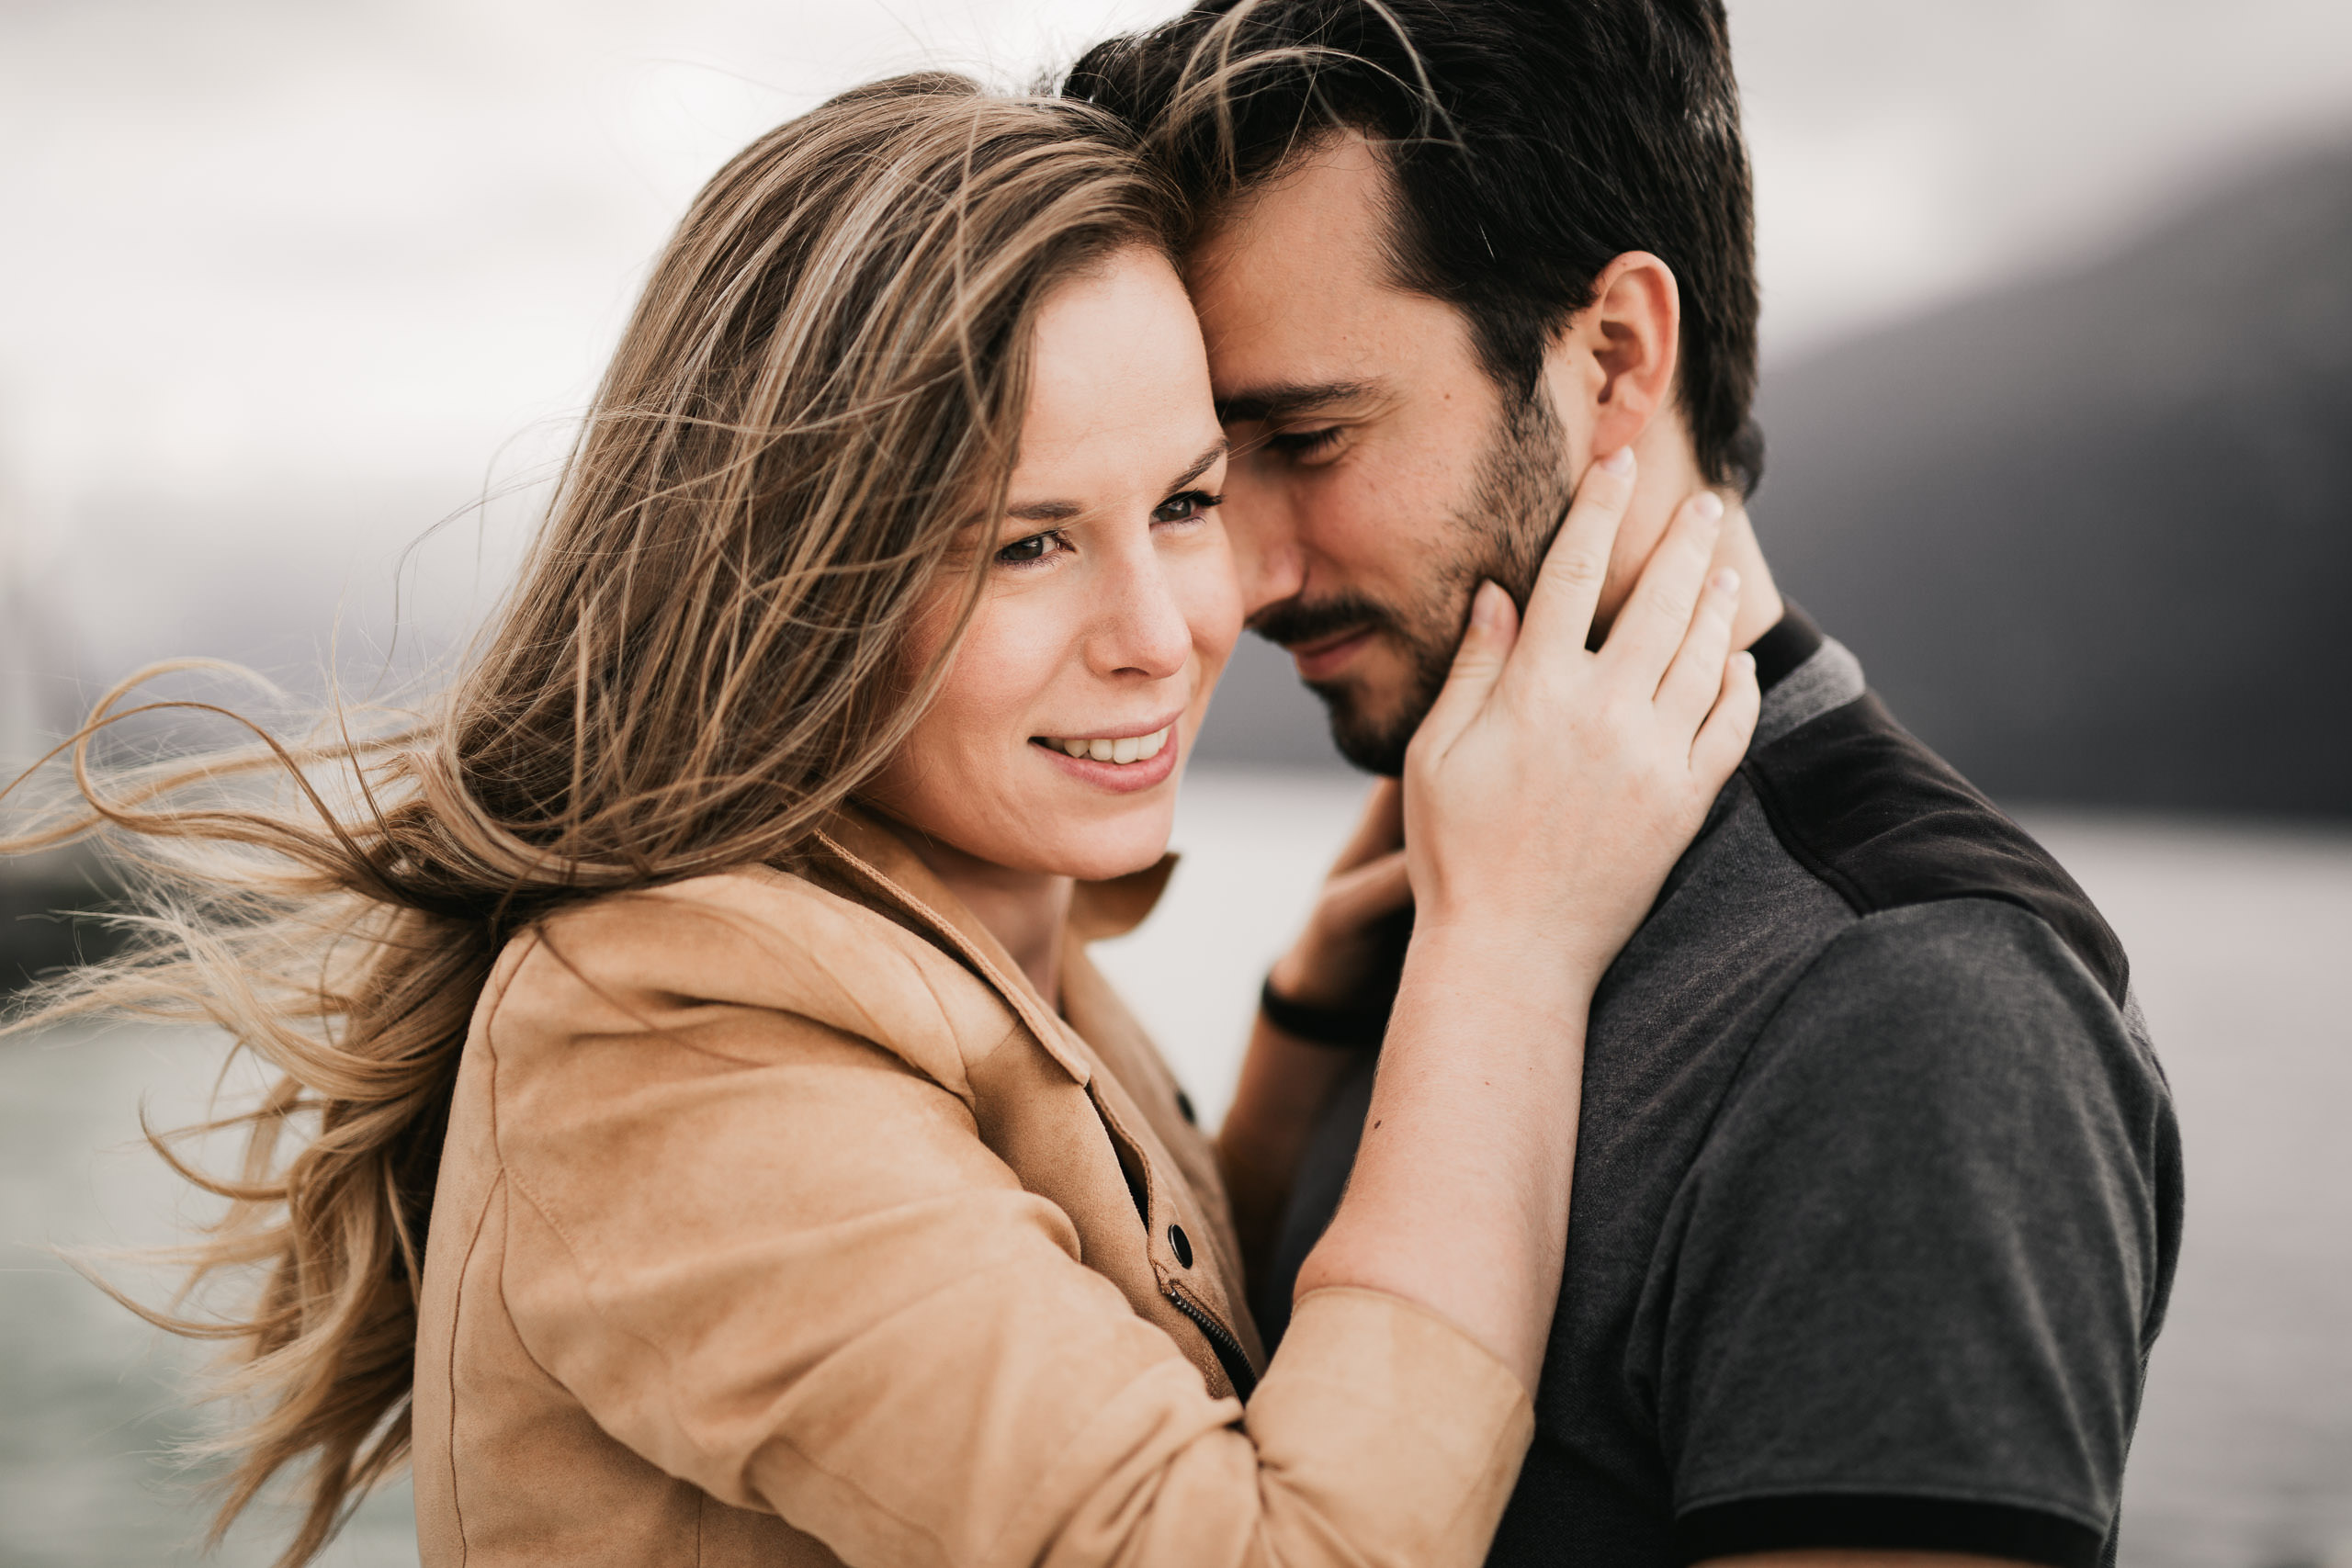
[1251,395,1574,775]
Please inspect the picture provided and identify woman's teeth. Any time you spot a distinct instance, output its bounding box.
[1051,726,1170,765]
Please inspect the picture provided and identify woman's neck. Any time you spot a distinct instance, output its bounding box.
[899,836,1076,1007]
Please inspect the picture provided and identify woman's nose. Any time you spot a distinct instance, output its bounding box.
[1219,471,1306,618]
[1089,550,1193,679]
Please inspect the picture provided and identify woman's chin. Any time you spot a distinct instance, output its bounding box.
[1040,802,1178,884]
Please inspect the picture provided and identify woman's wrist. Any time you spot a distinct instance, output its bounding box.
[1399,913,1608,1021]
[1299,947,1593,1389]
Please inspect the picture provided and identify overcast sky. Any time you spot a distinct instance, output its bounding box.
[4,0,2351,711]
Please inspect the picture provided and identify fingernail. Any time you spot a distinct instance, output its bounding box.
[1711,568,1740,596]
[1691,491,1725,525]
[1598,446,1635,478]
[1470,581,1503,627]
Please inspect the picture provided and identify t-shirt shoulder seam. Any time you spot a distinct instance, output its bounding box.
[1738,692,2129,1001]
[1674,897,2125,1190]
[1839,895,2123,1014]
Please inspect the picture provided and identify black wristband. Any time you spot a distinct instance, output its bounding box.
[1258,975,1390,1050]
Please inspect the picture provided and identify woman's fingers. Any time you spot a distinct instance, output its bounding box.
[1323,847,1413,927]
[1329,779,1405,875]
[1596,491,1724,687]
[1511,446,1638,667]
[1653,566,1742,728]
[1690,650,1762,782]
[1413,581,1520,761]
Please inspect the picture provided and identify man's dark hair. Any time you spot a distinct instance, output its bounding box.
[1066,0,1764,495]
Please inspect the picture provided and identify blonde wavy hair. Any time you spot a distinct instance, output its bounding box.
[1,73,1179,1567]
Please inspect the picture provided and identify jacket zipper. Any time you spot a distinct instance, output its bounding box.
[1163,1281,1258,1401]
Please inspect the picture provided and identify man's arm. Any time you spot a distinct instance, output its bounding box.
[1653,896,2182,1568]
[1217,782,1412,1280]
[1217,1011,1368,1277]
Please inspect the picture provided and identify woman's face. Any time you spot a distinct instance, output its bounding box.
[867,245,1240,884]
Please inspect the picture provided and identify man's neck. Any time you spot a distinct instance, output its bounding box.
[1713,500,1786,652]
[1588,493,1784,653]
[898,836,1076,1006]
[1589,415,1782,651]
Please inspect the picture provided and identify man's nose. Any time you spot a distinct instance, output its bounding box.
[1219,466,1306,617]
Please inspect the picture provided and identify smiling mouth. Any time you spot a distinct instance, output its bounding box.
[1283,625,1372,659]
[1031,725,1173,766]
[1283,625,1377,680]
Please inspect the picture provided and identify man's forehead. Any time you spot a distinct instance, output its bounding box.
[1189,131,1395,299]
[1176,127,1467,411]
[1222,130,1389,230]
[1185,130,1427,406]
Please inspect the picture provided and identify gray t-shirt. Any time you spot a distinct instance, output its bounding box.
[1260,610,2183,1568]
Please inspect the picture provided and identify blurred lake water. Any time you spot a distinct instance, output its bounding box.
[4,769,2346,1567]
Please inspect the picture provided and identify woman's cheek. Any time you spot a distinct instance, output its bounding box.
[952,585,1065,758]
[1179,526,1245,675]
[1169,547,1240,756]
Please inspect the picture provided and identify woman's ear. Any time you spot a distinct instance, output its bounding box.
[1542,252,1681,458]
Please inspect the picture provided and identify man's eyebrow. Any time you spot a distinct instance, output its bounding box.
[1004,438,1228,524]
[1214,379,1376,423]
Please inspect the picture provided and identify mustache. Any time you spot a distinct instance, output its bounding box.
[1248,592,1405,651]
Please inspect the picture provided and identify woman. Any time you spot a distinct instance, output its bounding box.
[3,75,1755,1567]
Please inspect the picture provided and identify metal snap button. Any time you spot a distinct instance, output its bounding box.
[1168,1224,1193,1268]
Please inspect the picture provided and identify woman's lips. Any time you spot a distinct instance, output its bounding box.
[1286,626,1375,682]
[1030,720,1182,795]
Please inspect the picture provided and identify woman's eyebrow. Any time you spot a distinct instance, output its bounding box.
[1005,439,1228,523]
[1008,499,1083,523]
[1168,437,1229,491]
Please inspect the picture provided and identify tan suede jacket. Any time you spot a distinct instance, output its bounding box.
[412,806,1532,1567]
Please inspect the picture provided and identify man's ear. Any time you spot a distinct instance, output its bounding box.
[1544,252,1680,457]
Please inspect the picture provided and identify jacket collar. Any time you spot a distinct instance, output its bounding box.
[804,802,1175,1081]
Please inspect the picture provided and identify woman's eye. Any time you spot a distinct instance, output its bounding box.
[1150,490,1223,525]
[1269,426,1344,458]
[994,531,1063,567]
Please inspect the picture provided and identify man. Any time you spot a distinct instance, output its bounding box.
[1068,5,2183,1568]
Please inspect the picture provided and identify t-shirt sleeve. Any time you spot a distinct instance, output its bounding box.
[1646,897,2180,1568]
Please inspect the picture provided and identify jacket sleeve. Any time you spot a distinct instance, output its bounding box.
[486,933,1532,1568]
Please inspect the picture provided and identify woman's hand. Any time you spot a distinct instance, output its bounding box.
[1272,452,1754,1010]
[1295,449,1759,1389]
[1403,448,1759,989]
[1266,779,1409,1010]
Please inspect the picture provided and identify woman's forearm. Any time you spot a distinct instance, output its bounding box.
[1292,930,1596,1390]
[1216,1016,1363,1277]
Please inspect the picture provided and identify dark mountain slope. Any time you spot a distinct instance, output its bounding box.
[1751,141,2352,818]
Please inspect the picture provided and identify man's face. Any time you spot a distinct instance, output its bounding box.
[1187,132,1577,774]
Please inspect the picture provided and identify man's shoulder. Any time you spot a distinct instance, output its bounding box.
[1606,672,2146,1103]
[1667,682,2173,1172]
[1736,687,2131,1008]
[1749,897,2157,1119]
